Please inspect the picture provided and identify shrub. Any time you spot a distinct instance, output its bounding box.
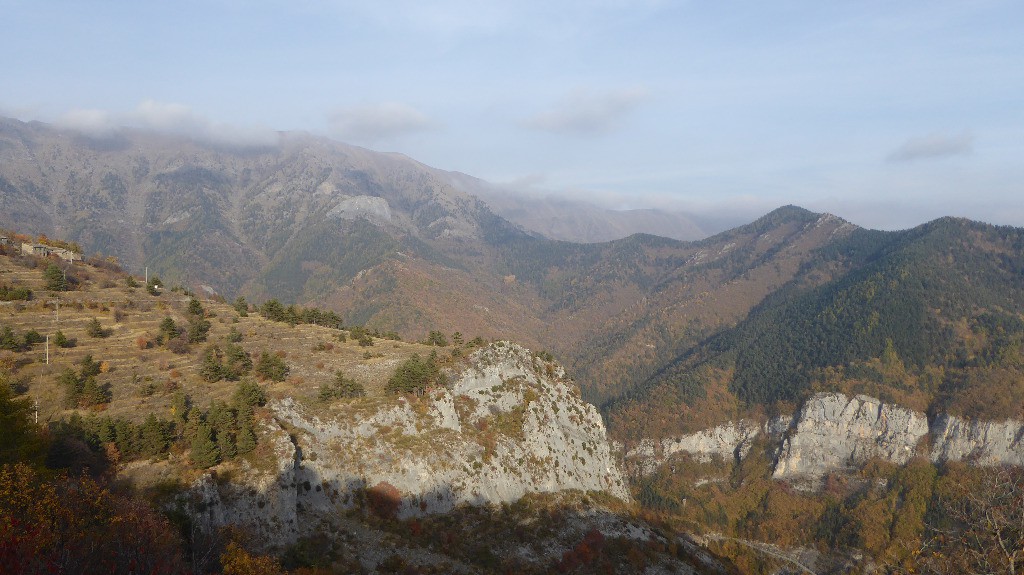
[86,317,110,338]
[0,284,32,301]
[366,481,402,520]
[166,334,190,355]
[53,330,74,348]
[385,353,441,395]
[232,380,267,409]
[254,352,289,382]
[318,372,366,401]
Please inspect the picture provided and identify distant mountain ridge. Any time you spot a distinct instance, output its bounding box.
[4,116,1024,444]
[443,171,716,242]
[607,214,1024,441]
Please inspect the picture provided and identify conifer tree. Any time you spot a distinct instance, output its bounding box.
[79,376,110,407]
[254,352,288,382]
[158,317,179,342]
[138,414,169,457]
[86,318,108,338]
[217,428,237,460]
[43,263,66,291]
[191,423,220,468]
[187,298,204,317]
[53,330,72,348]
[233,296,249,317]
[236,421,257,455]
[199,346,225,383]
[171,391,191,430]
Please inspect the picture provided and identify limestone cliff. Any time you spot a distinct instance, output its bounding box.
[625,420,766,475]
[182,342,628,549]
[772,393,930,479]
[627,391,1024,483]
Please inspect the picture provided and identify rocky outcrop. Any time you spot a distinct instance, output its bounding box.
[630,392,1024,483]
[930,413,1024,466]
[626,420,765,475]
[327,195,393,223]
[772,393,930,480]
[182,342,629,549]
[774,393,1024,480]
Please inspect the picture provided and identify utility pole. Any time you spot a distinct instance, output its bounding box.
[45,333,49,365]
[53,298,59,323]
[145,266,148,285]
[34,398,39,424]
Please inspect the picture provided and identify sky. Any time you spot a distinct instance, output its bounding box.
[2,0,1023,230]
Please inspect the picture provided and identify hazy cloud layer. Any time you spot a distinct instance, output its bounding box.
[57,101,278,147]
[328,103,435,145]
[524,89,647,136]
[887,132,974,162]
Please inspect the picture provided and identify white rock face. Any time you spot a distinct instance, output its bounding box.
[628,391,1024,484]
[626,420,763,475]
[185,421,302,545]
[184,342,629,549]
[327,195,392,223]
[772,393,930,480]
[930,413,1024,466]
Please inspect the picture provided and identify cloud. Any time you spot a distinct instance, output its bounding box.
[886,131,974,162]
[523,88,647,136]
[56,101,279,147]
[327,102,435,145]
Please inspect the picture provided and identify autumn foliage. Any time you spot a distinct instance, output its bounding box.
[0,463,188,574]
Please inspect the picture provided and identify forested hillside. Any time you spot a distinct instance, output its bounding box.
[609,216,1024,441]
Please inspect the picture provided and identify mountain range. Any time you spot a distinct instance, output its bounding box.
[3,116,1024,445]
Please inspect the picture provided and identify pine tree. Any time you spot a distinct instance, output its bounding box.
[57,368,82,408]
[43,263,66,291]
[217,429,237,460]
[79,376,110,407]
[53,330,72,348]
[199,346,225,383]
[231,380,266,409]
[187,316,211,343]
[79,354,102,378]
[158,317,179,341]
[171,391,191,430]
[223,344,252,380]
[187,298,204,317]
[233,296,249,317]
[138,414,169,457]
[236,421,257,455]
[254,352,289,382]
[114,419,137,457]
[86,318,108,338]
[191,424,220,468]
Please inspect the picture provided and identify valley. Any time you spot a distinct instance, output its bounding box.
[3,117,1024,574]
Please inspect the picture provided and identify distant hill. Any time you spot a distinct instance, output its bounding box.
[607,215,1024,441]
[443,172,714,242]
[0,118,857,413]
[6,116,1024,445]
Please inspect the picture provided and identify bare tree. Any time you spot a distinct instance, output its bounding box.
[915,465,1024,575]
